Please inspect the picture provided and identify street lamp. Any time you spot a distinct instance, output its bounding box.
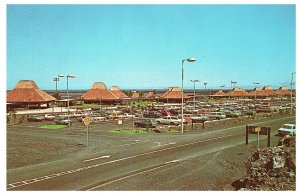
[290,72,295,114]
[191,80,200,111]
[231,81,237,89]
[53,77,59,92]
[58,74,76,127]
[204,82,207,90]
[181,58,197,134]
[253,82,260,101]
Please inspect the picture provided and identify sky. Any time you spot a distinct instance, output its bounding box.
[6,4,296,90]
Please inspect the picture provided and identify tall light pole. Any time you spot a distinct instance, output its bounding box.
[59,74,76,127]
[181,58,196,133]
[191,79,200,111]
[253,82,260,101]
[231,81,237,89]
[53,77,59,92]
[204,82,207,90]
[290,72,295,114]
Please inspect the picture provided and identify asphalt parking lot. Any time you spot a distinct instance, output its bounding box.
[7,108,296,190]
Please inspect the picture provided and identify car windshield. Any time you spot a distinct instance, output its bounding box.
[282,125,293,129]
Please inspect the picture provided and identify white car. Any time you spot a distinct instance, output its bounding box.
[156,116,185,125]
[278,124,296,136]
[58,113,69,118]
[73,112,85,117]
[123,113,136,118]
[208,112,226,120]
[44,114,55,120]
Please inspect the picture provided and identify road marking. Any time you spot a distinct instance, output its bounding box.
[83,155,111,163]
[112,140,149,148]
[151,142,176,148]
[85,159,181,190]
[7,135,232,190]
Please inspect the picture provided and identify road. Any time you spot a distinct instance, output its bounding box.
[7,115,295,190]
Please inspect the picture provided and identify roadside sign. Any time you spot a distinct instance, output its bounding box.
[255,127,261,132]
[118,120,123,125]
[83,117,91,126]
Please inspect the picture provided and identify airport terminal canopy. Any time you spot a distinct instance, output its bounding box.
[110,86,129,99]
[160,87,189,102]
[7,80,56,103]
[81,82,119,103]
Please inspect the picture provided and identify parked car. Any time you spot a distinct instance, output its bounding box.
[191,114,209,123]
[123,113,136,118]
[134,118,157,128]
[142,111,162,118]
[160,108,171,116]
[54,118,72,125]
[156,116,184,125]
[242,109,256,116]
[208,112,226,120]
[27,115,45,122]
[278,124,296,136]
[73,112,85,117]
[44,114,55,120]
[221,110,241,118]
[58,113,69,118]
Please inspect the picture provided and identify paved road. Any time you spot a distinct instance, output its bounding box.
[7,115,295,190]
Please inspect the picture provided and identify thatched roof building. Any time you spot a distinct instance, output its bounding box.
[212,90,226,97]
[275,86,292,96]
[7,80,56,104]
[226,88,249,97]
[131,91,140,99]
[81,82,119,103]
[160,87,189,102]
[110,86,129,100]
[261,86,276,96]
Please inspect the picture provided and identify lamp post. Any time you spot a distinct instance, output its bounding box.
[231,81,237,89]
[290,72,295,114]
[53,77,59,92]
[204,82,207,90]
[59,74,76,127]
[181,58,196,134]
[253,82,260,101]
[191,79,200,111]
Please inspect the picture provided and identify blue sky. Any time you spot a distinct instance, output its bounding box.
[7,4,295,90]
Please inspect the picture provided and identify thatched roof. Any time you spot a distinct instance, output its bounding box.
[131,91,140,99]
[7,80,56,103]
[160,87,189,99]
[213,90,226,96]
[226,88,249,97]
[145,91,156,99]
[110,86,129,99]
[81,82,119,101]
[275,87,291,96]
[92,82,107,90]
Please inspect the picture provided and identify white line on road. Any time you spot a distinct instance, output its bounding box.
[83,155,111,163]
[86,159,181,190]
[112,140,150,148]
[7,134,231,190]
[151,142,176,148]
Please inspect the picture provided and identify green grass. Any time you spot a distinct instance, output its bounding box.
[40,124,66,129]
[111,129,149,134]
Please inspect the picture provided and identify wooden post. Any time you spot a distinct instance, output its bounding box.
[267,127,271,147]
[246,125,249,145]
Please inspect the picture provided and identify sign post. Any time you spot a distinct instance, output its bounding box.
[83,117,91,147]
[255,127,261,149]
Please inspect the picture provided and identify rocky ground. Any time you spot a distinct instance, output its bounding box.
[232,135,296,191]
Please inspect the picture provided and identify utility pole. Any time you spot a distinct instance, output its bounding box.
[290,72,295,114]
